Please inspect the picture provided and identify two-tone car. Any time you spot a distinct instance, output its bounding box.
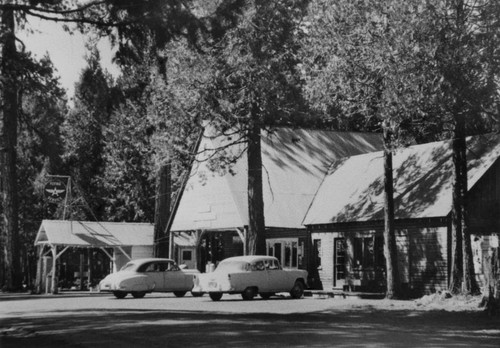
[192,255,308,301]
[99,258,202,299]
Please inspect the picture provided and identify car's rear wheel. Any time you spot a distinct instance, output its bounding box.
[209,292,223,301]
[260,292,273,300]
[174,291,187,298]
[131,291,146,298]
[191,291,204,297]
[241,287,256,300]
[113,291,127,299]
[290,281,305,299]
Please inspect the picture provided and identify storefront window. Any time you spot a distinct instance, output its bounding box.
[182,250,192,261]
[274,243,282,264]
[335,239,346,282]
[284,241,291,268]
[292,241,298,268]
[266,239,301,269]
[313,239,322,268]
[353,236,382,270]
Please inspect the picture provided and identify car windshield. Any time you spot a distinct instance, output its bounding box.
[215,261,249,273]
[120,262,138,272]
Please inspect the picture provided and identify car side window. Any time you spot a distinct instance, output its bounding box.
[143,262,159,272]
[268,260,279,270]
[166,262,180,272]
[158,262,169,272]
[251,261,265,271]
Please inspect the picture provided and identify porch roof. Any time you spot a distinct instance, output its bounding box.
[303,134,500,225]
[34,220,154,247]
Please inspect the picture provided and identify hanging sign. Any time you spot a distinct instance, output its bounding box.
[44,177,68,203]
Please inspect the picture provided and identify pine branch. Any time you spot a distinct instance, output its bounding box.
[1,1,106,15]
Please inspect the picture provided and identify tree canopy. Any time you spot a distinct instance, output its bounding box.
[1,0,499,297]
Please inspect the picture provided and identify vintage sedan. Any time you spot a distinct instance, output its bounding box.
[192,255,308,301]
[99,258,201,299]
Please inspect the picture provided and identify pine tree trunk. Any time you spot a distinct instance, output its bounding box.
[449,130,464,293]
[1,6,21,290]
[453,116,479,294]
[247,115,266,255]
[154,164,171,258]
[382,123,401,299]
[153,49,171,258]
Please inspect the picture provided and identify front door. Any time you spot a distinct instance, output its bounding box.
[179,247,196,269]
[334,238,346,289]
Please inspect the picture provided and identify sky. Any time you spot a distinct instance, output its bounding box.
[17,17,121,99]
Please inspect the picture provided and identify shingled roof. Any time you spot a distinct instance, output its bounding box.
[303,134,500,225]
[171,127,383,231]
[35,220,154,247]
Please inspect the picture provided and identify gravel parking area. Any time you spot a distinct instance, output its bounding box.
[1,292,499,347]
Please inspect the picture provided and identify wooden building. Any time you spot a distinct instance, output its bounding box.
[34,220,154,293]
[170,126,383,271]
[303,134,500,296]
[34,220,196,292]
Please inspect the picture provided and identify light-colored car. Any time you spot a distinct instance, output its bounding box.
[192,255,308,301]
[99,258,202,299]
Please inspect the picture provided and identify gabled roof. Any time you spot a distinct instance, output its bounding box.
[35,220,154,247]
[171,127,383,231]
[303,134,500,225]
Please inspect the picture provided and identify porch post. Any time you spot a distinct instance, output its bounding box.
[235,228,246,256]
[116,246,132,261]
[79,251,84,291]
[99,247,115,273]
[169,231,175,259]
[50,245,58,294]
[35,245,44,294]
[243,227,248,256]
[88,249,92,291]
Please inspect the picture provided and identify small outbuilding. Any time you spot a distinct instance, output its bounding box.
[303,134,500,296]
[34,220,154,293]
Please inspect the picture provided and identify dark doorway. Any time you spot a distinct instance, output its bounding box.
[334,238,346,288]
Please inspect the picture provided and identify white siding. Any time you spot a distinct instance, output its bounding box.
[131,246,154,260]
[396,229,410,284]
[409,226,448,294]
[311,232,335,290]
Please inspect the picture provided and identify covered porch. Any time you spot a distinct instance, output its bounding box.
[34,220,154,294]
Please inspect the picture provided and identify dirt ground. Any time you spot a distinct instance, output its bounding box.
[1,291,499,347]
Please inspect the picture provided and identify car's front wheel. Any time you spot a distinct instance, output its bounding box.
[209,292,223,301]
[131,291,146,298]
[191,291,204,297]
[113,291,128,299]
[241,287,256,300]
[290,281,305,299]
[174,291,187,298]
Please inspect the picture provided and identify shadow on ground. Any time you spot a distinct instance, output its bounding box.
[1,307,499,348]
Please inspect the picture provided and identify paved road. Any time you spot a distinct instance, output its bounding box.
[1,292,499,347]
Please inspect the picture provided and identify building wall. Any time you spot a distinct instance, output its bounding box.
[266,228,308,271]
[468,159,500,232]
[309,232,335,290]
[113,247,132,272]
[471,234,500,288]
[131,246,154,260]
[309,219,449,296]
[407,226,448,295]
